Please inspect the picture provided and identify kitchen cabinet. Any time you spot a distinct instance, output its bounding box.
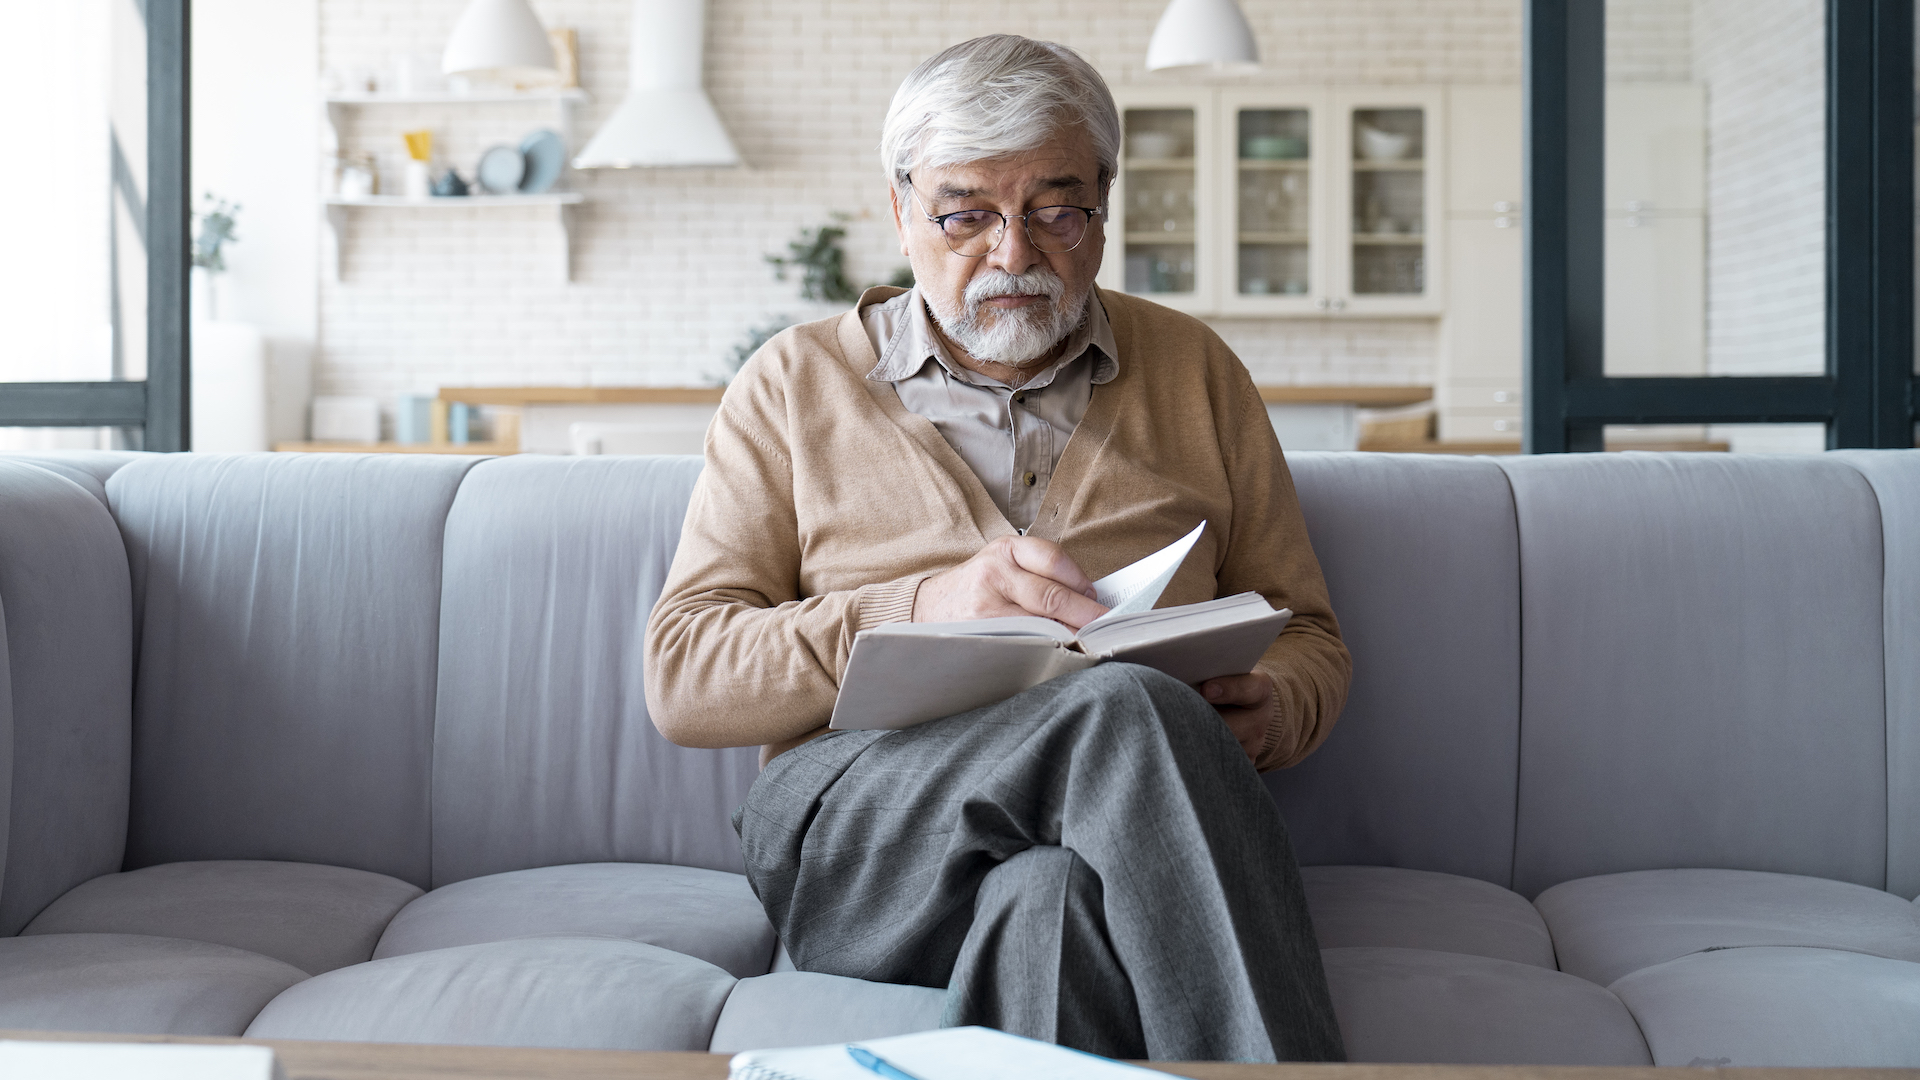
[1099,86,1444,317]
[1434,84,1705,441]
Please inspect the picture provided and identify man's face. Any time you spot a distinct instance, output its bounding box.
[890,127,1108,369]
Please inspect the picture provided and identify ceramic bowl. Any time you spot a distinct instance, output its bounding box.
[1357,126,1413,162]
[1128,132,1180,160]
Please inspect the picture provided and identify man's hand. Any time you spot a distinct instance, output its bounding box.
[913,535,1109,629]
[1200,672,1274,764]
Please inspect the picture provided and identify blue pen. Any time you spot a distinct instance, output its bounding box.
[847,1044,926,1080]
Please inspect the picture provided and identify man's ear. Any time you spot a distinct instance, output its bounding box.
[890,185,910,257]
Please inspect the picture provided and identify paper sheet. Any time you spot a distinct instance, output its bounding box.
[1086,521,1205,626]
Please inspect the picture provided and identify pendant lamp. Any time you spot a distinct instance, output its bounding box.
[1145,0,1260,72]
[572,0,741,168]
[442,0,559,84]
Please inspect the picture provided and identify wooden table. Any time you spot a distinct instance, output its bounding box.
[5,1031,1913,1080]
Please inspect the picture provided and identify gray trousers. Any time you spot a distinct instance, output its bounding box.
[734,663,1345,1063]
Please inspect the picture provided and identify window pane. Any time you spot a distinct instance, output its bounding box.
[1235,108,1310,297]
[0,0,146,385]
[1605,0,1826,378]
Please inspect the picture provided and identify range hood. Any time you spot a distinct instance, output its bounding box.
[573,0,741,169]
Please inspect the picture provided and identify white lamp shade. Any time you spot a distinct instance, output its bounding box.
[442,0,558,80]
[1145,0,1260,71]
[572,0,741,168]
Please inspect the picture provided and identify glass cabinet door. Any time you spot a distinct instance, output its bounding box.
[1118,106,1201,302]
[1234,108,1313,299]
[1347,106,1430,302]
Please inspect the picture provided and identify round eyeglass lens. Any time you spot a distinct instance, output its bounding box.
[941,211,1002,256]
[1027,207,1089,251]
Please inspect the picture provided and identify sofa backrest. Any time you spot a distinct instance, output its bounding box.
[1498,454,1892,897]
[1270,454,1525,889]
[428,455,760,887]
[4,448,1913,909]
[0,461,133,934]
[107,453,479,889]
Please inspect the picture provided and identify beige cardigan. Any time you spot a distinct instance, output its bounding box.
[644,286,1350,772]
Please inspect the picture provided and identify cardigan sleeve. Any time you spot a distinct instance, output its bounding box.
[642,346,925,749]
[1212,356,1353,772]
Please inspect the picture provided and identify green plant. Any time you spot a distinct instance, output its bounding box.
[191,192,241,273]
[726,217,914,383]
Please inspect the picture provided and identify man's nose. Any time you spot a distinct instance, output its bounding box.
[985,215,1044,275]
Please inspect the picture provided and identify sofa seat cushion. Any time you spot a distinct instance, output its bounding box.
[1611,946,1920,1066]
[373,862,774,978]
[23,860,423,976]
[246,935,735,1051]
[1534,868,1920,986]
[709,972,947,1053]
[1321,946,1651,1065]
[1303,865,1555,968]
[0,933,307,1036]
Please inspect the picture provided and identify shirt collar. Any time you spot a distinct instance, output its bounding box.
[864,286,1119,388]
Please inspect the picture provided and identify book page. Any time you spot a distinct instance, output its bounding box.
[1085,521,1206,627]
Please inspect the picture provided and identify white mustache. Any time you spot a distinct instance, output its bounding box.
[964,268,1065,309]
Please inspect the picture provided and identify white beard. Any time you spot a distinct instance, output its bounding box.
[926,267,1089,368]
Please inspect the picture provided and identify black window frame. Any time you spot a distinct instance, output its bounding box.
[0,0,191,451]
[1525,0,1917,452]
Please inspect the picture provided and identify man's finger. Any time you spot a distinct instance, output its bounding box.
[995,564,1109,628]
[1005,536,1098,599]
[1201,673,1273,707]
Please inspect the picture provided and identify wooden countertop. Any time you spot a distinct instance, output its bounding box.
[437,386,1435,408]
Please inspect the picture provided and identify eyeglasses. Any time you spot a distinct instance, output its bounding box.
[907,177,1104,258]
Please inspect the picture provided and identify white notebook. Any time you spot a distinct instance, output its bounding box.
[828,523,1291,731]
[0,1041,283,1080]
[728,1026,1163,1080]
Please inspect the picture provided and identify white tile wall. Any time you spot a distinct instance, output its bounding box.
[1693,0,1826,376]
[316,1,1550,401]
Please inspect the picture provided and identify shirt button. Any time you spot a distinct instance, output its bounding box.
[1023,471,1037,487]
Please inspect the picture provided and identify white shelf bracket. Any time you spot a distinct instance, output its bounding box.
[324,203,349,283]
[557,203,577,284]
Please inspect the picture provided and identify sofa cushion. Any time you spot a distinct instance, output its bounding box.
[372,862,775,977]
[1302,865,1555,968]
[1832,451,1920,898]
[1611,946,1920,1066]
[708,972,947,1053]
[107,453,481,888]
[1535,868,1920,987]
[23,860,423,975]
[430,455,759,887]
[0,933,307,1036]
[1273,455,1523,887]
[245,935,735,1051]
[1498,455,1888,897]
[6,452,141,507]
[1321,946,1651,1065]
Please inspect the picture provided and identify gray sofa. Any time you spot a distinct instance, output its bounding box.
[0,448,1914,1065]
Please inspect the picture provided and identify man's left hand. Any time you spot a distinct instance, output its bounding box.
[1200,672,1274,765]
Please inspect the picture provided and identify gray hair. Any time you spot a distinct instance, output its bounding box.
[881,35,1120,201]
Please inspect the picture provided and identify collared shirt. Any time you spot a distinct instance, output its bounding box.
[863,287,1119,532]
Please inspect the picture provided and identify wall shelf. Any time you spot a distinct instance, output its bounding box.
[323,193,585,284]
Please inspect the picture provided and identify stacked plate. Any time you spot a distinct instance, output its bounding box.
[475,129,567,195]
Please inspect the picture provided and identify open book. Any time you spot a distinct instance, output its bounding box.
[828,523,1291,731]
[729,1026,1162,1080]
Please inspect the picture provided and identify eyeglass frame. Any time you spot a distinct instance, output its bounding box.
[904,175,1106,258]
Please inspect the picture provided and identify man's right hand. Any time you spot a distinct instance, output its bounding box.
[912,535,1109,630]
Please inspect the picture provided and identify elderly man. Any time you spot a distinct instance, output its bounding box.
[645,35,1348,1062]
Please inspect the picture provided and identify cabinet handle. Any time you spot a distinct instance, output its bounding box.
[1494,216,1512,228]
[1493,390,1513,403]
[1626,215,1643,228]
[1314,296,1330,310]
[1625,199,1646,212]
[1331,297,1347,311]
[1493,201,1515,212]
